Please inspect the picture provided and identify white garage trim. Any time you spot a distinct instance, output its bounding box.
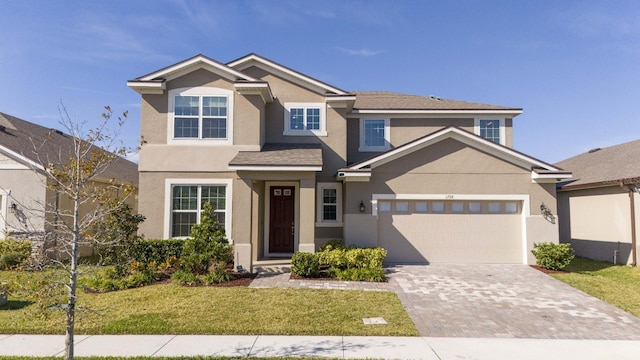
[371,193,530,264]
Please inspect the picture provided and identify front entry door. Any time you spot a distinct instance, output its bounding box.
[269,186,295,253]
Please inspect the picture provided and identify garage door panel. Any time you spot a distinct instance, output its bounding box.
[380,207,522,264]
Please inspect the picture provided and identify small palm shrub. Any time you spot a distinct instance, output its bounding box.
[531,242,575,271]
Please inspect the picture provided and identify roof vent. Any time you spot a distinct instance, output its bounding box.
[588,148,601,153]
[49,128,64,135]
[0,125,5,132]
[429,95,442,101]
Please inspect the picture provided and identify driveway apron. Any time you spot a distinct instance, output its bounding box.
[386,264,640,339]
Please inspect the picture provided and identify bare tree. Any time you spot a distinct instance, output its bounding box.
[26,104,134,360]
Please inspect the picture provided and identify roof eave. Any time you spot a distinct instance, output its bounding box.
[127,80,166,95]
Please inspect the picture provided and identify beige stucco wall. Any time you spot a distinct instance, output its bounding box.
[345,138,556,216]
[346,117,514,165]
[139,68,265,173]
[558,186,637,264]
[240,66,348,180]
[343,138,558,264]
[137,171,237,239]
[0,169,47,235]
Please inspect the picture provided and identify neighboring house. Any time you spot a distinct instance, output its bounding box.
[556,140,640,265]
[127,53,570,271]
[0,112,138,255]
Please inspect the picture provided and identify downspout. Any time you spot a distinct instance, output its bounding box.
[629,187,637,266]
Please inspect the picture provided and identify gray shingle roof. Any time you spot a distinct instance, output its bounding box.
[0,112,138,184]
[229,143,322,167]
[555,139,640,189]
[352,91,521,111]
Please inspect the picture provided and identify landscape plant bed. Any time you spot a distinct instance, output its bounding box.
[0,269,417,336]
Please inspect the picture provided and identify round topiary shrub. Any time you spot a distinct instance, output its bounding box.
[291,252,320,278]
[531,242,575,271]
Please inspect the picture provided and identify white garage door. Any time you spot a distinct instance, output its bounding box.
[378,200,523,264]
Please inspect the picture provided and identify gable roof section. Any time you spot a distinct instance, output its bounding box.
[556,139,640,190]
[227,53,350,96]
[127,54,273,101]
[352,91,522,115]
[0,112,138,184]
[339,126,569,182]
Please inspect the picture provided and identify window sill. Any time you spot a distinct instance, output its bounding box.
[315,222,343,228]
[283,130,327,137]
[358,146,389,152]
[168,138,232,145]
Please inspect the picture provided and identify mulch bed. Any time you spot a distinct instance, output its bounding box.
[210,272,257,287]
[530,265,567,275]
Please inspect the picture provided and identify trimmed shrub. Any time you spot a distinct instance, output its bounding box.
[334,267,386,282]
[291,252,320,277]
[0,238,31,269]
[531,242,575,271]
[318,247,387,270]
[318,239,346,252]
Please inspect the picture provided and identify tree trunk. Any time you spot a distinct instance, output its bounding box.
[64,195,80,360]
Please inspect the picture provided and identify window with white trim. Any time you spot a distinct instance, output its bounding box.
[316,182,342,226]
[475,118,505,145]
[284,102,326,136]
[168,87,233,144]
[171,184,227,237]
[359,118,390,152]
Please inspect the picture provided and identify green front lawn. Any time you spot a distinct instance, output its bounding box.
[550,257,640,317]
[0,269,418,336]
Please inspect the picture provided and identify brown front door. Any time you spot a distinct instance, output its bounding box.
[269,186,295,253]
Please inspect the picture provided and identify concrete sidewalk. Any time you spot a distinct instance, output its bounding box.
[1,335,640,359]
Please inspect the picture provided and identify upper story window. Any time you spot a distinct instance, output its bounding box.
[475,118,505,145]
[168,87,234,145]
[359,118,390,152]
[284,102,327,136]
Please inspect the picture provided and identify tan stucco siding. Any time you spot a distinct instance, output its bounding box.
[138,145,259,172]
[559,186,636,264]
[347,117,515,165]
[241,66,347,178]
[345,139,556,218]
[137,171,237,239]
[390,118,473,147]
[138,68,264,171]
[0,169,47,234]
[141,69,236,145]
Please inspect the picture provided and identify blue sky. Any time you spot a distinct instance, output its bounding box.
[1,0,638,163]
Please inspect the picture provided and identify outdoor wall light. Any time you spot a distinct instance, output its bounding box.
[9,202,17,214]
[359,201,365,213]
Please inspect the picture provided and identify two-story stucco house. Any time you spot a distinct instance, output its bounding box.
[127,53,570,272]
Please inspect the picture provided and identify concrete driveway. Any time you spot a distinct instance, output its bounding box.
[386,264,640,339]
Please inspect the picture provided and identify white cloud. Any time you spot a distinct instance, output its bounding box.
[337,47,383,57]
